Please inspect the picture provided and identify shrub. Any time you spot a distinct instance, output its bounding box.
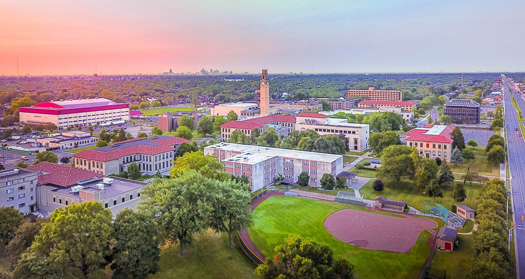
[467,139,478,147]
[356,163,364,169]
[364,162,371,166]
[373,179,384,192]
[435,157,442,166]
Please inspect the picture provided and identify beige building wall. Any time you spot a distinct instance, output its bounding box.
[357,102,414,111]
[211,104,258,117]
[19,113,59,126]
[347,87,402,101]
[260,70,270,115]
[295,123,369,151]
[21,108,130,129]
[407,141,452,162]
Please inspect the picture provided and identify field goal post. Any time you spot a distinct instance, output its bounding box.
[424,202,448,226]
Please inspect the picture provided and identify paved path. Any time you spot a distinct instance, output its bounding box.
[458,224,478,235]
[343,151,372,171]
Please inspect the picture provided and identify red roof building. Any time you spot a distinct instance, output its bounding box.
[358,100,415,111]
[220,115,296,141]
[73,136,189,176]
[28,162,104,188]
[406,125,454,162]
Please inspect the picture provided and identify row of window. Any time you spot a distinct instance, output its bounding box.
[5,178,26,186]
[419,150,447,157]
[6,194,33,202]
[5,185,32,194]
[409,142,448,149]
[314,128,357,135]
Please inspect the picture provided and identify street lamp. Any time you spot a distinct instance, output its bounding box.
[509,224,521,250]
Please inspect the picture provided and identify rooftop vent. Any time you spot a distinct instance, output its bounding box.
[70,185,84,193]
[103,178,114,185]
[96,183,105,190]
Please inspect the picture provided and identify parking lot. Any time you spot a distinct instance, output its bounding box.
[0,149,36,169]
[461,129,494,146]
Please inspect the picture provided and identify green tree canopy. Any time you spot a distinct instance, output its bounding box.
[137,132,148,138]
[369,131,401,154]
[197,117,213,136]
[226,110,238,122]
[462,148,475,160]
[257,128,279,147]
[450,147,464,166]
[213,117,228,133]
[453,182,467,202]
[437,162,455,190]
[127,162,141,180]
[467,139,478,147]
[0,207,24,246]
[178,115,195,130]
[175,126,193,140]
[297,172,310,187]
[34,151,58,164]
[378,145,416,184]
[175,142,199,158]
[321,173,335,190]
[414,158,439,189]
[451,127,466,151]
[487,145,505,166]
[169,150,228,180]
[96,139,108,148]
[440,115,453,124]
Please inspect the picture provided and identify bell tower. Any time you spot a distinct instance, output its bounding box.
[260,69,270,115]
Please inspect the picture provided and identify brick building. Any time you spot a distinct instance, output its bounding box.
[347,87,402,101]
[443,99,481,124]
[220,115,295,141]
[158,112,203,132]
[358,100,415,111]
[405,125,454,162]
[0,168,40,214]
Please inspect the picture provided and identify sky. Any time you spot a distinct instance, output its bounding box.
[1,0,524,75]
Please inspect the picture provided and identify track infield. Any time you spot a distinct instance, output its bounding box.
[324,209,437,253]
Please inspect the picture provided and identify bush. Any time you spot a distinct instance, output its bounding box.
[435,157,442,166]
[364,162,371,166]
[451,204,457,212]
[467,139,478,147]
[373,179,384,192]
[356,163,364,169]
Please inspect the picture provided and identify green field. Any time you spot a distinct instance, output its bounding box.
[65,145,98,154]
[248,196,434,279]
[140,107,196,116]
[345,149,370,156]
[430,235,475,279]
[359,179,482,212]
[151,230,257,279]
[343,155,358,164]
[458,220,474,233]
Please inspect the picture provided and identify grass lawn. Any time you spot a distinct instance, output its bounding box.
[345,149,370,156]
[359,179,482,212]
[137,175,153,182]
[469,145,487,156]
[249,196,434,279]
[448,156,499,177]
[430,235,475,279]
[151,230,257,279]
[275,185,356,197]
[458,220,475,233]
[349,167,378,178]
[65,145,98,154]
[343,155,358,164]
[140,107,196,116]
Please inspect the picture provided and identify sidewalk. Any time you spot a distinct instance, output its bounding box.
[343,151,372,171]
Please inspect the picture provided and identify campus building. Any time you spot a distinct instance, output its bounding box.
[346,87,402,101]
[405,125,454,162]
[19,98,130,130]
[443,99,481,124]
[28,162,147,217]
[72,136,189,176]
[357,100,415,111]
[330,107,414,122]
[210,103,260,118]
[204,143,343,192]
[37,131,98,150]
[329,99,359,110]
[295,113,369,151]
[0,168,40,214]
[158,111,204,132]
[220,115,296,141]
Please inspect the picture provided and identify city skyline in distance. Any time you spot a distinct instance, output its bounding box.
[1,0,525,75]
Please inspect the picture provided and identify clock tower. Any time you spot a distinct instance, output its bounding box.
[260,69,270,115]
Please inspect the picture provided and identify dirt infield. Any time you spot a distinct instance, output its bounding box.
[324,209,437,253]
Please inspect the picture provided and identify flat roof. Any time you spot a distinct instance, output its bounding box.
[33,98,118,109]
[215,102,258,108]
[206,143,342,163]
[52,177,146,198]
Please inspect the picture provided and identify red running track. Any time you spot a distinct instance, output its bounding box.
[324,209,437,253]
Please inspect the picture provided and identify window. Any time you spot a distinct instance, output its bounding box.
[18,203,25,208]
[105,203,108,208]
[6,188,14,194]
[18,193,25,199]
[65,200,68,205]
[114,200,117,206]
[7,197,14,202]
[18,178,24,183]
[419,142,423,147]
[438,144,441,149]
[433,144,436,148]
[433,151,436,156]
[18,186,25,191]
[7,181,13,186]
[30,187,33,192]
[426,143,429,148]
[59,199,62,204]
[122,197,125,203]
[444,144,447,149]
[31,196,33,200]
[409,142,413,146]
[53,197,56,202]
[130,195,133,200]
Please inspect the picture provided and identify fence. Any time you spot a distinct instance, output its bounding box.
[334,190,365,206]
[420,233,439,279]
[238,232,264,265]
[250,188,268,203]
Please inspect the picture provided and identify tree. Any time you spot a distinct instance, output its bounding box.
[426,179,443,202]
[88,126,94,135]
[0,207,24,246]
[336,177,347,189]
[34,151,58,164]
[414,158,439,189]
[467,139,478,147]
[428,116,433,124]
[451,127,466,151]
[139,171,213,255]
[169,151,227,180]
[113,128,127,142]
[462,148,475,160]
[226,110,238,122]
[175,126,193,140]
[197,117,213,136]
[368,131,401,154]
[99,127,111,142]
[21,202,114,279]
[312,135,346,155]
[5,97,37,116]
[254,235,355,279]
[208,179,252,246]
[22,125,31,134]
[174,142,199,157]
[435,157,442,166]
[297,136,315,151]
[154,170,162,178]
[321,173,335,190]
[111,208,160,279]
[213,117,228,133]
[373,179,384,192]
[128,162,142,180]
[60,156,70,164]
[77,125,82,131]
[66,126,72,131]
[377,145,416,184]
[137,132,148,138]
[257,128,279,147]
[453,182,467,202]
[491,118,503,130]
[139,101,150,109]
[450,147,463,166]
[228,130,249,144]
[486,137,504,152]
[7,218,46,268]
[15,161,29,168]
[440,115,453,124]
[150,100,162,107]
[321,101,331,111]
[297,172,310,187]
[96,139,108,147]
[178,115,194,130]
[126,132,133,140]
[151,126,164,136]
[251,128,260,144]
[437,162,455,190]
[487,145,505,166]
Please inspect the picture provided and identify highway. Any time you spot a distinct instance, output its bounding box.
[501,74,525,278]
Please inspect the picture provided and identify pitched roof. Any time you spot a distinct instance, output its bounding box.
[358,100,414,106]
[27,162,104,188]
[405,125,454,143]
[297,112,329,118]
[437,227,458,242]
[220,115,296,130]
[375,196,406,207]
[456,204,475,212]
[73,136,189,162]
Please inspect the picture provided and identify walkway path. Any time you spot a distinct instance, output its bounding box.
[457,224,478,235]
[343,151,372,171]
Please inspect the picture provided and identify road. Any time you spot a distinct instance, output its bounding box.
[501,74,525,278]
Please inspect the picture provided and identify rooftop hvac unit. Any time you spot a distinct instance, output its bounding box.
[71,186,84,193]
[96,184,105,190]
[103,178,114,185]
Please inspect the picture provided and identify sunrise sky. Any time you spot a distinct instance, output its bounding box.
[1,0,524,75]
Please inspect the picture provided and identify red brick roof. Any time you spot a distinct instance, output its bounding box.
[297,113,329,118]
[220,115,296,130]
[72,136,188,162]
[405,125,454,143]
[28,162,104,188]
[359,100,414,106]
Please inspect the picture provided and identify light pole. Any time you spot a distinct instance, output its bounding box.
[509,224,521,250]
